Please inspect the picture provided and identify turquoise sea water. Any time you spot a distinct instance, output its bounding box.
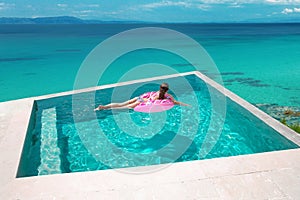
[1,24,300,108]
[17,75,298,177]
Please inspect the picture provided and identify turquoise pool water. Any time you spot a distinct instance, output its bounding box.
[17,74,298,177]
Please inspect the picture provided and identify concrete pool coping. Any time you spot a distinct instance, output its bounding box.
[1,71,300,199]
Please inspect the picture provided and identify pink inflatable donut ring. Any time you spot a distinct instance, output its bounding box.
[134,92,174,113]
[140,91,157,100]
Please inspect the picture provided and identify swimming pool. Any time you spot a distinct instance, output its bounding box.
[17,73,299,177]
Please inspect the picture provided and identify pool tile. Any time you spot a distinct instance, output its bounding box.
[200,155,258,177]
[248,149,300,172]
[150,179,220,199]
[213,172,286,200]
[264,168,300,200]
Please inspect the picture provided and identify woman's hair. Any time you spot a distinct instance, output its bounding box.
[158,83,169,99]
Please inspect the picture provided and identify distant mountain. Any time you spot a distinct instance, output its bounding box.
[1,16,299,24]
[0,16,145,24]
[241,16,300,23]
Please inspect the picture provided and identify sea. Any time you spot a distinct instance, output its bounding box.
[0,23,300,115]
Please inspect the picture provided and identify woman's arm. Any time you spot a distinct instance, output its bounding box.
[168,94,191,107]
[173,100,191,106]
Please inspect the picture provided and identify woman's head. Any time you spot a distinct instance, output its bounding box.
[160,83,169,91]
[158,83,169,99]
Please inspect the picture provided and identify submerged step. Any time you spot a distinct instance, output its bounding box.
[38,107,62,175]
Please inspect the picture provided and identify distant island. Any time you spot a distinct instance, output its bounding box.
[0,16,145,24]
[0,16,299,24]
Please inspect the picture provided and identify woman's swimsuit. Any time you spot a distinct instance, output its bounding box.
[134,92,174,113]
[137,92,171,103]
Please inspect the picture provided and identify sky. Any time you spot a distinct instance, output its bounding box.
[0,0,300,22]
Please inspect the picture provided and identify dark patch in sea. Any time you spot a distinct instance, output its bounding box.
[55,49,81,52]
[23,72,37,76]
[290,97,300,105]
[221,72,245,76]
[276,85,291,90]
[291,100,300,105]
[224,79,237,83]
[0,57,42,62]
[282,87,291,90]
[224,77,270,87]
[171,63,198,67]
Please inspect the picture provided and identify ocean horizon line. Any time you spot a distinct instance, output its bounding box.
[1,16,300,24]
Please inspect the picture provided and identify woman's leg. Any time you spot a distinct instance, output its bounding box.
[104,97,138,109]
[94,97,138,111]
[108,101,140,110]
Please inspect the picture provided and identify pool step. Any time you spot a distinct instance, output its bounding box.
[38,107,62,175]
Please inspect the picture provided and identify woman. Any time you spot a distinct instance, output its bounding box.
[94,83,190,111]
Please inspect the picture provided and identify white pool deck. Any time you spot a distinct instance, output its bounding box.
[1,71,300,200]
